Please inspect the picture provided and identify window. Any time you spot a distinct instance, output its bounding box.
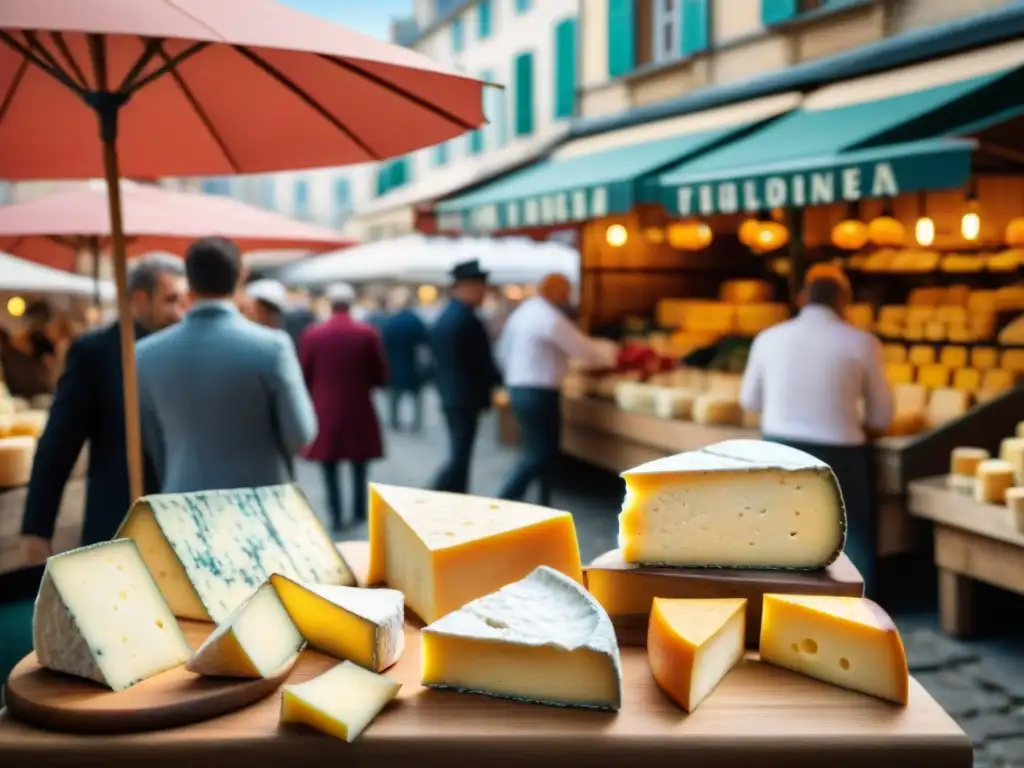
[553,18,577,120]
[451,16,463,53]
[432,141,450,166]
[477,0,492,39]
[606,0,636,78]
[332,178,351,225]
[515,0,531,13]
[201,178,231,196]
[468,69,493,156]
[513,52,535,137]
[652,0,680,63]
[293,178,310,219]
[259,177,276,210]
[484,70,507,150]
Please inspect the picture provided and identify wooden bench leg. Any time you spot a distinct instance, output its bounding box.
[939,569,976,637]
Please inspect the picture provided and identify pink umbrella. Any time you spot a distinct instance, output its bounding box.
[0,184,355,272]
[0,0,487,500]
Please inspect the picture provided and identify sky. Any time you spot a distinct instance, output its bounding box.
[281,0,415,40]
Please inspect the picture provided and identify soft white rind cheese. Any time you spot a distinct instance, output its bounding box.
[421,566,623,710]
[33,539,192,691]
[619,439,846,569]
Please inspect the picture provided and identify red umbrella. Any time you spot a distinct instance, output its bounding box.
[0,184,355,271]
[0,0,487,500]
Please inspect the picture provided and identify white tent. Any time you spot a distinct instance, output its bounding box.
[0,252,115,299]
[279,234,578,287]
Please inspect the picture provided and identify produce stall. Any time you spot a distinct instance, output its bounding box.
[0,540,972,768]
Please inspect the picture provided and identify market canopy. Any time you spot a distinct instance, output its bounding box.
[657,40,1024,216]
[0,252,115,299]
[434,93,801,234]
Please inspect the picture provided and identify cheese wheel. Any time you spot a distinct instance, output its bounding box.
[9,409,47,438]
[615,381,659,415]
[0,436,36,487]
[892,384,928,414]
[0,414,11,439]
[9,397,30,413]
[927,388,970,429]
[952,367,982,393]
[907,345,935,366]
[654,388,696,420]
[938,346,968,369]
[692,395,743,426]
[999,438,1024,484]
[917,364,951,389]
[948,447,990,493]
[1007,488,1024,527]
[881,344,907,364]
[975,459,1015,504]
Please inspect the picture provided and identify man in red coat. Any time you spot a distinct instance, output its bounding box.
[299,282,389,531]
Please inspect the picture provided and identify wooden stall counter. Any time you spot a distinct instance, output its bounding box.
[0,542,972,768]
[560,394,917,555]
[909,477,1024,637]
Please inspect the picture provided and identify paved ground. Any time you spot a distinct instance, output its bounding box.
[295,391,1024,767]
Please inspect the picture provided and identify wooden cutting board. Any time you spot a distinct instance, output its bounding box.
[3,620,296,734]
[584,550,864,647]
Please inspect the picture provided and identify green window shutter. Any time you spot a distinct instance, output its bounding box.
[681,0,709,54]
[513,52,535,137]
[451,17,463,53]
[478,0,492,39]
[375,166,389,197]
[607,0,635,79]
[432,142,449,166]
[515,0,531,13]
[762,0,797,25]
[554,18,577,120]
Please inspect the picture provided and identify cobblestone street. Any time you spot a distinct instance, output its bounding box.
[295,391,1024,767]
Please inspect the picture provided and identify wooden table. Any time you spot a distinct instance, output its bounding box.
[0,542,972,767]
[908,476,1024,636]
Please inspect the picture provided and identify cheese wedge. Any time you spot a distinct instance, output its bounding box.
[421,566,622,710]
[271,576,404,671]
[118,484,354,622]
[619,440,846,568]
[187,582,304,678]
[759,594,909,705]
[647,597,746,712]
[33,539,192,691]
[281,661,401,742]
[367,483,583,623]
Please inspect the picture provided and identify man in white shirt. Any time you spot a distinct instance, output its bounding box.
[496,273,619,506]
[740,266,893,595]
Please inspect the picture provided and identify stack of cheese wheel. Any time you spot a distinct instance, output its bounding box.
[0,435,36,487]
[948,447,989,494]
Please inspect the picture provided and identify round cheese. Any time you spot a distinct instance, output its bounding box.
[999,437,1024,485]
[10,409,48,438]
[948,447,990,493]
[0,435,36,487]
[974,459,1015,505]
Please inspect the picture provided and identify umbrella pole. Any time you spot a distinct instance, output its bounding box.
[100,138,145,504]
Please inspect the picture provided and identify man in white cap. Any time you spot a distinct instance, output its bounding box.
[241,278,288,329]
[299,282,388,530]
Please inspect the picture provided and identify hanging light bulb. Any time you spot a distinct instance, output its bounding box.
[914,191,935,247]
[961,195,981,241]
[605,224,628,247]
[831,202,867,250]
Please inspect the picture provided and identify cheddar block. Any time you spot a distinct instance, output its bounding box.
[187,582,304,678]
[692,395,742,426]
[280,661,401,742]
[907,345,935,366]
[982,369,1014,395]
[272,576,404,672]
[975,459,1015,504]
[33,540,192,691]
[971,347,999,369]
[0,436,35,487]
[619,440,845,569]
[916,364,951,389]
[1000,438,1024,484]
[421,566,622,710]
[939,346,968,369]
[647,598,746,713]
[367,484,583,623]
[947,447,990,493]
[952,367,982,393]
[759,594,909,705]
[1001,349,1024,372]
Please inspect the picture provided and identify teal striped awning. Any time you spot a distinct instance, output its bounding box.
[658,61,1024,215]
[434,94,802,233]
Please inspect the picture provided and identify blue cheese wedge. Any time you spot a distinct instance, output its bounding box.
[117,484,354,623]
[33,539,192,691]
[421,566,622,710]
[619,439,846,569]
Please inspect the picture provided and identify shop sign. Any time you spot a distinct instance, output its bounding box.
[438,186,611,233]
[674,161,900,216]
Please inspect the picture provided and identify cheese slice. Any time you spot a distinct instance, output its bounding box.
[118,484,354,623]
[421,566,622,710]
[280,661,401,742]
[367,483,583,623]
[33,539,192,691]
[271,576,404,671]
[647,597,746,712]
[187,582,304,678]
[759,594,909,705]
[619,440,846,569]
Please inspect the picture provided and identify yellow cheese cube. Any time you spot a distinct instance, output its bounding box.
[1002,349,1024,373]
[983,369,1015,394]
[946,324,976,343]
[367,484,583,623]
[948,447,989,493]
[885,362,914,385]
[647,598,746,713]
[881,344,907,364]
[971,347,999,369]
[967,290,996,312]
[939,346,968,369]
[924,320,946,342]
[916,364,951,389]
[907,345,935,366]
[280,661,401,742]
[719,279,773,304]
[927,388,971,428]
[759,594,909,705]
[952,367,982,393]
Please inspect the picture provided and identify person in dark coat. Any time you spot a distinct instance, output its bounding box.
[300,282,389,530]
[380,288,430,433]
[429,260,502,494]
[19,255,188,564]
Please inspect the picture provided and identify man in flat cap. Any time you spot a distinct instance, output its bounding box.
[740,264,892,596]
[299,282,388,530]
[429,259,502,494]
